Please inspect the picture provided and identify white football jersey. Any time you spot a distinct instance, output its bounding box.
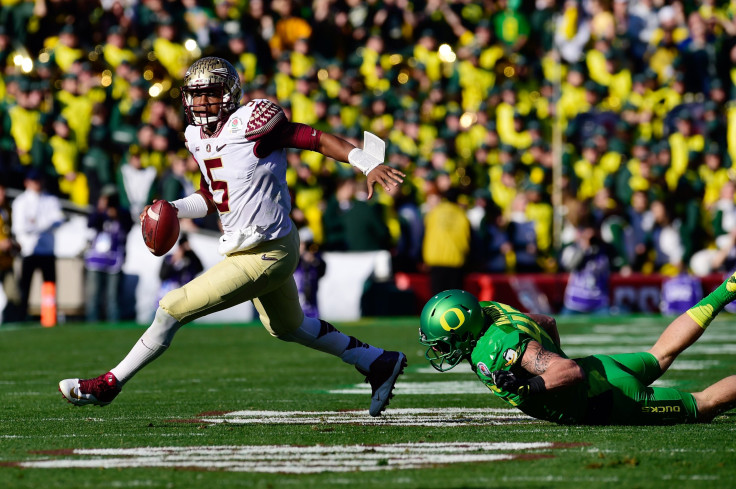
[184,99,292,255]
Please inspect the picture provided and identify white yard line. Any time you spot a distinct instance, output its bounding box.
[199,407,537,427]
[18,442,554,473]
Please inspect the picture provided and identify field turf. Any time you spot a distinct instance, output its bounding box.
[1,314,736,488]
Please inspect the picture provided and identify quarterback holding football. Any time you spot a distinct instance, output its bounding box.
[420,276,736,425]
[59,57,406,417]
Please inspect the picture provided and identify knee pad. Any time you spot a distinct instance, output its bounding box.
[159,287,189,323]
[143,308,182,347]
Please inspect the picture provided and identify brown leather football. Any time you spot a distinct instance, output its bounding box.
[141,200,180,256]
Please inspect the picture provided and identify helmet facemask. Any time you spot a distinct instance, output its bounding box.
[181,57,241,127]
[182,84,232,126]
[419,329,466,372]
[418,289,486,372]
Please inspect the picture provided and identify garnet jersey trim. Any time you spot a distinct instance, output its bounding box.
[244,100,286,140]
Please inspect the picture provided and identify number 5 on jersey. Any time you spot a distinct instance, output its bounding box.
[203,157,230,213]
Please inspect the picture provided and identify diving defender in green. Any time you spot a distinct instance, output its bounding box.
[419,272,736,425]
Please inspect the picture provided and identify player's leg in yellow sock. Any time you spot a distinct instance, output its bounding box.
[648,270,736,372]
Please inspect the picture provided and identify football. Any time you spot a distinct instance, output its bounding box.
[142,200,180,256]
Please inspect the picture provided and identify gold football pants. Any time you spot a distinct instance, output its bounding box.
[159,225,305,337]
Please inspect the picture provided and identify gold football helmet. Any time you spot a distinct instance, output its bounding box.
[181,57,241,126]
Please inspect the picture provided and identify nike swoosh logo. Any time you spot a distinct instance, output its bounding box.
[69,389,82,399]
[311,129,317,137]
[261,254,277,261]
[216,144,227,152]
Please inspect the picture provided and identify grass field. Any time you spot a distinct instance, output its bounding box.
[2,314,736,488]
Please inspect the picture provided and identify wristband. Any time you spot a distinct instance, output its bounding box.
[170,194,209,219]
[347,148,382,175]
[518,376,547,396]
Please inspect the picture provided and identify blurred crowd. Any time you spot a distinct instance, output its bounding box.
[2,0,736,303]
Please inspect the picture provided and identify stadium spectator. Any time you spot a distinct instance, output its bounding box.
[159,150,195,204]
[492,0,530,53]
[0,0,34,47]
[477,199,512,274]
[116,146,158,221]
[490,155,518,213]
[151,17,193,79]
[293,227,326,319]
[690,181,736,277]
[524,183,553,263]
[699,143,728,209]
[649,198,685,275]
[101,26,137,69]
[321,173,392,252]
[385,180,423,274]
[6,79,43,169]
[84,188,133,322]
[625,190,655,272]
[268,0,312,58]
[554,0,591,63]
[82,104,115,204]
[507,193,540,273]
[660,266,703,316]
[590,187,630,274]
[680,11,717,95]
[0,183,21,323]
[559,211,613,315]
[11,168,64,322]
[48,115,89,207]
[466,188,491,233]
[422,186,471,294]
[628,0,660,62]
[156,233,204,307]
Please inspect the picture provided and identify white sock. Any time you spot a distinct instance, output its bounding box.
[110,308,181,385]
[281,316,383,372]
[110,334,166,385]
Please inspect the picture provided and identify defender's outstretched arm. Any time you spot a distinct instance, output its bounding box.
[519,340,585,391]
[492,341,585,396]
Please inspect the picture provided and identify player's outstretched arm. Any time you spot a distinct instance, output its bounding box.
[269,119,405,199]
[519,340,585,392]
[318,132,405,200]
[491,341,584,396]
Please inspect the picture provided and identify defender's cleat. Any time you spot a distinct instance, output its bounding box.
[58,372,121,406]
[360,351,407,417]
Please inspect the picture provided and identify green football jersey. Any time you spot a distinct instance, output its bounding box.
[470,301,588,424]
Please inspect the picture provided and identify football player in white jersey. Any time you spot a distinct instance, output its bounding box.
[59,57,407,417]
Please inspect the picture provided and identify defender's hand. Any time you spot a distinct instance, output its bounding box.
[491,370,524,393]
[492,370,546,395]
[365,165,405,200]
